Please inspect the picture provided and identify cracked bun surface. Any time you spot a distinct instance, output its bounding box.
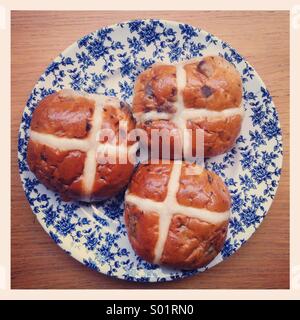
[124,160,231,269]
[132,55,243,158]
[27,89,137,202]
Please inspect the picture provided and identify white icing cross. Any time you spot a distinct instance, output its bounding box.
[30,90,138,197]
[134,59,244,157]
[125,160,230,263]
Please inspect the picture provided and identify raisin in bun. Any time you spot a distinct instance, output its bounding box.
[124,160,230,269]
[133,56,243,158]
[27,89,138,202]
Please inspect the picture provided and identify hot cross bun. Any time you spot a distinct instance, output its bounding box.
[132,55,243,158]
[27,89,138,202]
[124,160,231,269]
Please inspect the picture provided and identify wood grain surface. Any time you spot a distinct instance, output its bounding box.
[11,10,290,289]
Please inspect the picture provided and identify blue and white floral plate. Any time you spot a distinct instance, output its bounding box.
[18,19,283,282]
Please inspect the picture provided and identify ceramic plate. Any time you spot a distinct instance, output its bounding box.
[18,19,283,282]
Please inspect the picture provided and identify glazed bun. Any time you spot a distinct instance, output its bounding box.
[133,55,243,158]
[27,89,137,202]
[124,160,230,269]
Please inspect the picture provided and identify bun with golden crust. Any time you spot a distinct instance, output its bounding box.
[27,89,137,202]
[132,56,243,158]
[124,160,231,269]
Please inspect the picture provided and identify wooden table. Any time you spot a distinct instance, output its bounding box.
[11,11,290,289]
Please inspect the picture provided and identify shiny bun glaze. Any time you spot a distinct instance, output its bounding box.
[27,90,137,201]
[183,56,242,110]
[125,161,230,269]
[132,56,243,158]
